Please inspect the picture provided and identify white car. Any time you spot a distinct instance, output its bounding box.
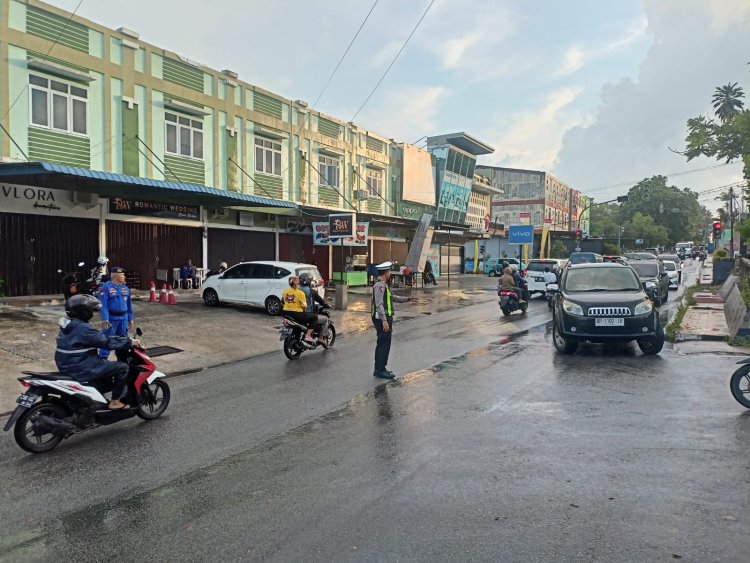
[523,259,567,296]
[662,260,679,289]
[201,261,325,315]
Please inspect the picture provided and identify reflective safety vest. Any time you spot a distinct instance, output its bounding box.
[371,282,393,318]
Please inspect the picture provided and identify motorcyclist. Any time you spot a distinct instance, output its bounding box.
[298,273,330,345]
[205,261,228,279]
[55,294,134,410]
[90,256,109,286]
[543,267,557,285]
[498,267,526,304]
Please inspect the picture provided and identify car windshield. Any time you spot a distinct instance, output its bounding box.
[631,262,658,278]
[565,267,642,292]
[663,262,676,271]
[569,253,597,264]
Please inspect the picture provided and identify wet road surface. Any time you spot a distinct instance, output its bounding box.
[3,262,748,562]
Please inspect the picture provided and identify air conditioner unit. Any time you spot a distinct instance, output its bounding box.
[211,208,229,219]
[70,191,96,206]
[355,189,370,201]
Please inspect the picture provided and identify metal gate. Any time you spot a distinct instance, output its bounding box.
[0,212,99,296]
[207,228,275,268]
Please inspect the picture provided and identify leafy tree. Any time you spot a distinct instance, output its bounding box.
[712,83,745,123]
[550,240,569,258]
[602,242,620,255]
[589,203,622,238]
[623,212,669,247]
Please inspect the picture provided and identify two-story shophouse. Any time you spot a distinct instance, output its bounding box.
[0,0,422,296]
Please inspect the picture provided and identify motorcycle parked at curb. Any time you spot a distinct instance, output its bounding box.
[60,261,101,303]
[545,283,559,309]
[279,307,336,360]
[3,328,170,453]
[730,357,750,409]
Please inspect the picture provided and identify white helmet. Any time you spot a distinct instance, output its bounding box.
[97,256,109,266]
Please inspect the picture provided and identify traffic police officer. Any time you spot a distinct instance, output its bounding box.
[371,261,412,379]
[98,266,134,359]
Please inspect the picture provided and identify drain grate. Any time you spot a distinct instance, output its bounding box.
[145,345,183,357]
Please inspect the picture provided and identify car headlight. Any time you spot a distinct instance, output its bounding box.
[562,300,584,316]
[645,281,656,289]
[634,300,653,315]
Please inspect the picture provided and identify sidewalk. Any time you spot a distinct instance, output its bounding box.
[0,274,497,413]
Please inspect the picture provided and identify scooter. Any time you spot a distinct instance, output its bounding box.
[498,284,528,317]
[3,328,170,453]
[545,282,559,309]
[60,261,100,303]
[279,307,337,360]
[730,358,750,409]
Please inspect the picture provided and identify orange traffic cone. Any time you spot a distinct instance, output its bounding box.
[167,284,177,305]
[158,283,168,304]
[148,281,158,303]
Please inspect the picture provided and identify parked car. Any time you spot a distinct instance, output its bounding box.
[629,259,669,306]
[662,260,679,289]
[568,252,603,265]
[645,247,660,256]
[523,259,567,296]
[551,262,664,355]
[201,261,325,315]
[486,257,520,277]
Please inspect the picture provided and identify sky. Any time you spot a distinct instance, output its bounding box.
[50,0,750,211]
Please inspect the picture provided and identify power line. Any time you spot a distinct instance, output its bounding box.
[350,0,435,122]
[311,0,379,109]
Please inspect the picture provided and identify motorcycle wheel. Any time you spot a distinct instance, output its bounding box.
[321,325,336,349]
[136,379,171,420]
[284,335,304,360]
[501,308,511,317]
[730,365,750,409]
[14,402,68,453]
[520,301,528,314]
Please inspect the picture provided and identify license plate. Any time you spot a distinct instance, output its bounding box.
[534,277,544,282]
[279,328,292,340]
[16,393,36,408]
[595,318,624,327]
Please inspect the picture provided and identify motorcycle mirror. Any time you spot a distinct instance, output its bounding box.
[78,261,85,267]
[135,327,143,337]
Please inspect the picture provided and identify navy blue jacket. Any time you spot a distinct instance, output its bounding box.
[55,318,131,378]
[300,286,326,313]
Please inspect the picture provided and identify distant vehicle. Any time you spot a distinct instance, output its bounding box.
[485,257,520,277]
[523,259,567,296]
[658,254,682,283]
[568,252,603,265]
[645,247,660,255]
[603,255,628,265]
[625,252,658,261]
[630,260,669,306]
[675,241,694,258]
[551,262,664,355]
[662,260,679,289]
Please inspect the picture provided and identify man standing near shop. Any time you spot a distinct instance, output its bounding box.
[98,266,134,359]
[371,261,413,379]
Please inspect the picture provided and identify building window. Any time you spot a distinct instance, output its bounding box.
[318,155,340,188]
[366,168,383,198]
[254,137,281,176]
[165,112,203,159]
[29,74,87,135]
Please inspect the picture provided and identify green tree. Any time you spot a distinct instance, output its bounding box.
[589,203,622,238]
[550,240,568,258]
[623,212,669,248]
[712,83,745,123]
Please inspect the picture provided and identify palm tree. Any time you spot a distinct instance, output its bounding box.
[712,83,745,123]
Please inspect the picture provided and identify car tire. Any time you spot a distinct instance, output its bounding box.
[265,296,282,316]
[203,288,220,307]
[552,320,578,354]
[488,270,496,277]
[637,319,664,355]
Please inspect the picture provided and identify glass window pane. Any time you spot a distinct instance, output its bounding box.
[273,151,281,175]
[264,140,272,148]
[51,80,68,93]
[446,150,456,174]
[166,123,177,153]
[255,138,262,147]
[29,75,48,87]
[460,155,470,177]
[273,142,281,151]
[72,99,86,134]
[255,146,264,171]
[265,149,272,173]
[31,88,48,126]
[178,116,190,126]
[165,113,177,123]
[52,93,68,131]
[70,86,87,98]
[319,163,326,185]
[191,119,202,129]
[192,130,203,159]
[179,126,191,156]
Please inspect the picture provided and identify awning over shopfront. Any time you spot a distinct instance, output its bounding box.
[0,161,298,211]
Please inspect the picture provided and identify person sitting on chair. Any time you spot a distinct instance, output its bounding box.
[179,259,197,289]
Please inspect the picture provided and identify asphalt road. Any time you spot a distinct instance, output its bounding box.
[2,260,748,562]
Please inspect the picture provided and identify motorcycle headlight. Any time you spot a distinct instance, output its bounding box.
[634,299,653,315]
[562,300,584,316]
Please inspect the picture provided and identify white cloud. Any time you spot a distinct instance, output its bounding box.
[359,86,448,142]
[441,32,482,70]
[554,45,587,77]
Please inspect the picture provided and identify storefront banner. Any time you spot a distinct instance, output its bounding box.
[109,197,200,220]
[328,213,355,238]
[0,183,99,219]
[435,179,471,224]
[313,221,368,246]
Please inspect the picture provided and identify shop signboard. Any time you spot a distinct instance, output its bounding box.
[435,179,471,224]
[0,183,99,219]
[509,225,534,244]
[398,201,435,221]
[109,197,200,220]
[313,221,368,246]
[328,213,355,238]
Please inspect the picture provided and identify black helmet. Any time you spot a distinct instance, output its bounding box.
[67,294,101,322]
[299,273,312,286]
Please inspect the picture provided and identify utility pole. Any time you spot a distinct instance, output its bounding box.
[729,186,735,256]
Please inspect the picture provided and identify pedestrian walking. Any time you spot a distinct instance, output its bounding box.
[371,261,413,379]
[98,266,134,359]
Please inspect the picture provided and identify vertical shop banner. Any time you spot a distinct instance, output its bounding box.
[427,244,441,277]
[540,218,552,259]
[313,222,369,246]
[519,212,531,225]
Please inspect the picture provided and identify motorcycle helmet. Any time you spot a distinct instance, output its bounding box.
[67,294,101,322]
[299,273,312,286]
[219,261,228,269]
[97,256,109,266]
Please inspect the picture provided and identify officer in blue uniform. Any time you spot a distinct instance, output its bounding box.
[98,266,134,359]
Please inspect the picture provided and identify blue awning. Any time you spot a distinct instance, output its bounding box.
[0,161,297,210]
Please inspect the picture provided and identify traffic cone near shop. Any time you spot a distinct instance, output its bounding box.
[148,281,158,303]
[158,283,168,304]
[167,284,177,305]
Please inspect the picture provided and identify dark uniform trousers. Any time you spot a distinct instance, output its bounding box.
[372,315,394,373]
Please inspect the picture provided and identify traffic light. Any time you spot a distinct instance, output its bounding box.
[575,229,582,241]
[712,221,722,239]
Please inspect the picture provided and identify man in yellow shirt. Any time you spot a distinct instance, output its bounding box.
[282,276,316,344]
